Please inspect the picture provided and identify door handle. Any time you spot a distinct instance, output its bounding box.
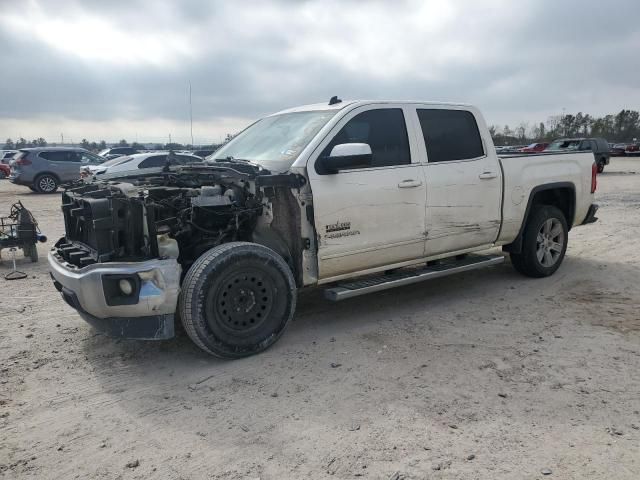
[478,172,497,179]
[397,179,423,188]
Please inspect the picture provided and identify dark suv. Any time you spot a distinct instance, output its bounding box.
[546,137,610,172]
[9,147,104,193]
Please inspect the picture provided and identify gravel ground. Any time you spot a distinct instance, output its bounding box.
[1,158,639,479]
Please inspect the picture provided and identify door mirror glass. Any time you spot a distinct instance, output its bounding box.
[318,143,372,174]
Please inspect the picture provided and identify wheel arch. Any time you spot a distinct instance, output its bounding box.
[503,182,575,254]
[34,171,61,183]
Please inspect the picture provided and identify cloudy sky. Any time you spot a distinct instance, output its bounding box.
[1,0,639,145]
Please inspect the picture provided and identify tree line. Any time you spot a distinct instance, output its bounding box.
[3,137,226,152]
[490,109,640,146]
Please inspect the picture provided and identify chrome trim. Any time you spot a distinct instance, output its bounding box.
[324,254,504,301]
[49,251,181,319]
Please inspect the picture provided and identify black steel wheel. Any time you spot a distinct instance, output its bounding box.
[179,242,297,358]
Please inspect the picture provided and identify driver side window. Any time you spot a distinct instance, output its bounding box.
[320,108,411,170]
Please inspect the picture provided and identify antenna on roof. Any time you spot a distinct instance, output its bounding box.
[328,95,342,106]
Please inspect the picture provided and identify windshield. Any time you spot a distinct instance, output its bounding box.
[547,140,580,150]
[210,110,337,172]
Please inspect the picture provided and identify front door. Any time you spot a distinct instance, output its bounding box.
[307,105,427,280]
[412,107,502,256]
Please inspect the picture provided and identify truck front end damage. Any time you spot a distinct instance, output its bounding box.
[49,164,307,339]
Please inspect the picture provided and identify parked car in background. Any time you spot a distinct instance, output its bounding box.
[519,142,549,153]
[0,163,10,179]
[193,149,216,158]
[609,143,627,156]
[625,142,640,156]
[98,146,141,160]
[0,150,18,164]
[545,137,610,173]
[9,147,104,193]
[495,145,523,154]
[81,151,204,178]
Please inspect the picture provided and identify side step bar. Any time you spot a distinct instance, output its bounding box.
[324,254,504,301]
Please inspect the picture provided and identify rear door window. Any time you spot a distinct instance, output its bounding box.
[417,109,484,162]
[40,151,81,162]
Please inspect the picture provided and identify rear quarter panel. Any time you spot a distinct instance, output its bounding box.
[497,152,594,244]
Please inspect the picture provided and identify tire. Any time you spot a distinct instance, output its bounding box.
[0,171,6,180]
[179,242,297,358]
[510,205,568,278]
[597,160,605,173]
[34,174,58,193]
[28,186,37,192]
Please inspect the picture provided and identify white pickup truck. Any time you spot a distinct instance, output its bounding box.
[49,99,599,358]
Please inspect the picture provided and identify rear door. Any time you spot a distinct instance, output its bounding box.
[307,105,427,280]
[411,107,502,256]
[40,150,82,182]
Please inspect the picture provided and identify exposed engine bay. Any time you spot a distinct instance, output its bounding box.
[54,165,307,281]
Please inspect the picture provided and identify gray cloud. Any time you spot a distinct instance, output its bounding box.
[0,0,639,141]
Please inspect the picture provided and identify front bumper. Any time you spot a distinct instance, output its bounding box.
[582,204,599,225]
[48,248,181,340]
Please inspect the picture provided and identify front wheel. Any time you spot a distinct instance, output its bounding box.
[510,205,568,278]
[597,160,605,173]
[179,242,297,358]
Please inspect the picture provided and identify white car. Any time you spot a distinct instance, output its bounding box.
[80,151,203,178]
[0,150,18,164]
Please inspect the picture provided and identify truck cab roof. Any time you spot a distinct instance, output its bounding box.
[271,99,473,116]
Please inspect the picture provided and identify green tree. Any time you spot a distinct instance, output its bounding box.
[16,137,27,148]
[80,138,90,150]
[99,140,107,150]
[4,138,15,149]
[117,139,129,147]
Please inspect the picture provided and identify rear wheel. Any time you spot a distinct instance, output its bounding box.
[597,159,605,173]
[510,205,568,278]
[34,174,58,193]
[179,242,297,358]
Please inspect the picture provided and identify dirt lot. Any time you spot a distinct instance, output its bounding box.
[1,158,639,479]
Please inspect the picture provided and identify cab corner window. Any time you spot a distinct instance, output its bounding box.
[417,109,484,163]
[319,108,411,173]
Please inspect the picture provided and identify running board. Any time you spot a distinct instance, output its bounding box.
[324,254,505,301]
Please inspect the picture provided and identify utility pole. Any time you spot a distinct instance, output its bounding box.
[169,133,172,145]
[189,81,194,149]
[61,133,64,145]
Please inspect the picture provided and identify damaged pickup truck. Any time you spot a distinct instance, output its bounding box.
[49,99,599,358]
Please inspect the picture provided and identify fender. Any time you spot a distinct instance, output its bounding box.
[503,182,575,254]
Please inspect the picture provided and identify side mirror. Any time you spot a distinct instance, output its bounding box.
[317,143,372,174]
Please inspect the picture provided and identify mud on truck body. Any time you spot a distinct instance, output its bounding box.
[49,99,598,358]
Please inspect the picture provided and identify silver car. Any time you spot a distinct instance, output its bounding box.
[9,147,104,193]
